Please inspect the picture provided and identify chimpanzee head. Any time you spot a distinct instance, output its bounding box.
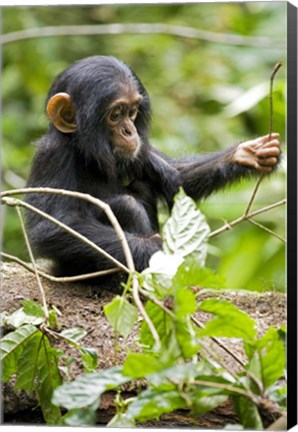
[46,56,152,169]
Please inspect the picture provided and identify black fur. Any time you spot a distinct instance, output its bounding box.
[26,56,257,283]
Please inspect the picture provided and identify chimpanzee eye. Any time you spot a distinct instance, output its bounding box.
[110,106,123,122]
[129,107,138,120]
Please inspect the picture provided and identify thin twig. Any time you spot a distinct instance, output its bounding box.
[0,23,283,48]
[1,187,133,272]
[193,379,260,404]
[15,206,49,320]
[248,219,286,243]
[209,199,286,238]
[244,60,283,216]
[191,315,264,394]
[132,276,161,349]
[1,188,160,347]
[2,196,129,273]
[1,251,119,282]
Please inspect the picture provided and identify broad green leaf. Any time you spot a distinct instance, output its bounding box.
[233,396,263,429]
[36,336,62,424]
[63,408,96,426]
[60,328,98,372]
[80,347,98,373]
[60,327,87,343]
[140,301,172,350]
[174,319,198,359]
[0,324,39,381]
[162,188,210,264]
[2,307,45,328]
[175,286,197,319]
[104,296,138,338]
[15,331,43,393]
[52,366,130,410]
[192,394,228,414]
[22,300,45,318]
[257,327,285,389]
[149,363,204,389]
[173,261,226,290]
[127,388,186,421]
[107,412,136,428]
[123,353,164,378]
[198,299,257,340]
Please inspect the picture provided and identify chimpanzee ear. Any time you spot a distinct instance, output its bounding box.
[47,92,77,133]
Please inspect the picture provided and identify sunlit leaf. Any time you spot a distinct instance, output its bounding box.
[104,296,138,338]
[198,299,257,339]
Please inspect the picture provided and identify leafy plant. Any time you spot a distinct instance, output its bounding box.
[1,189,286,427]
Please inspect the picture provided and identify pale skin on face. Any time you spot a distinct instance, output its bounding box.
[233,133,281,173]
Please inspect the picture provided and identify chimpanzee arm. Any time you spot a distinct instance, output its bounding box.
[155,133,281,201]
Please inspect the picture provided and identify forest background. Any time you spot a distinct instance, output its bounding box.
[1,1,286,292]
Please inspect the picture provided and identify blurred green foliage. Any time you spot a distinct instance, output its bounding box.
[2,2,286,291]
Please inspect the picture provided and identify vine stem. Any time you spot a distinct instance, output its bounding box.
[1,251,119,282]
[1,188,160,348]
[244,60,283,216]
[209,199,286,238]
[15,206,49,321]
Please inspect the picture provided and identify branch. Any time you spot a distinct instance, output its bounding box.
[0,23,283,48]
[2,196,129,273]
[209,199,286,239]
[1,187,133,272]
[1,188,160,348]
[1,251,120,283]
[16,206,49,321]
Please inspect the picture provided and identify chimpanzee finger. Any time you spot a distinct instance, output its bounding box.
[257,157,278,167]
[256,146,281,158]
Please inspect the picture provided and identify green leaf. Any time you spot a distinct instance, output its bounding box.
[52,366,130,410]
[256,327,285,389]
[123,353,164,378]
[15,331,43,393]
[104,296,138,338]
[107,412,136,428]
[2,307,45,328]
[162,188,210,264]
[192,393,228,414]
[63,408,96,426]
[175,286,197,319]
[60,327,87,343]
[0,324,39,381]
[80,347,98,373]
[174,319,198,359]
[233,396,263,429]
[198,299,257,340]
[173,261,226,290]
[22,300,45,318]
[140,301,172,350]
[127,388,186,421]
[36,336,62,424]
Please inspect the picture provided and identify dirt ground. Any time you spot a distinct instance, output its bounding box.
[1,261,286,427]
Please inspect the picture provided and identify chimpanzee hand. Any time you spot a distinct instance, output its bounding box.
[233,133,281,173]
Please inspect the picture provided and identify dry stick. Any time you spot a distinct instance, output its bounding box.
[1,189,160,347]
[1,251,119,282]
[209,199,286,238]
[0,23,281,48]
[15,206,49,320]
[2,196,129,273]
[1,187,133,271]
[191,315,264,395]
[244,60,283,217]
[248,219,286,243]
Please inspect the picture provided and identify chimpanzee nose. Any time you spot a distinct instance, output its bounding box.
[122,125,133,136]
